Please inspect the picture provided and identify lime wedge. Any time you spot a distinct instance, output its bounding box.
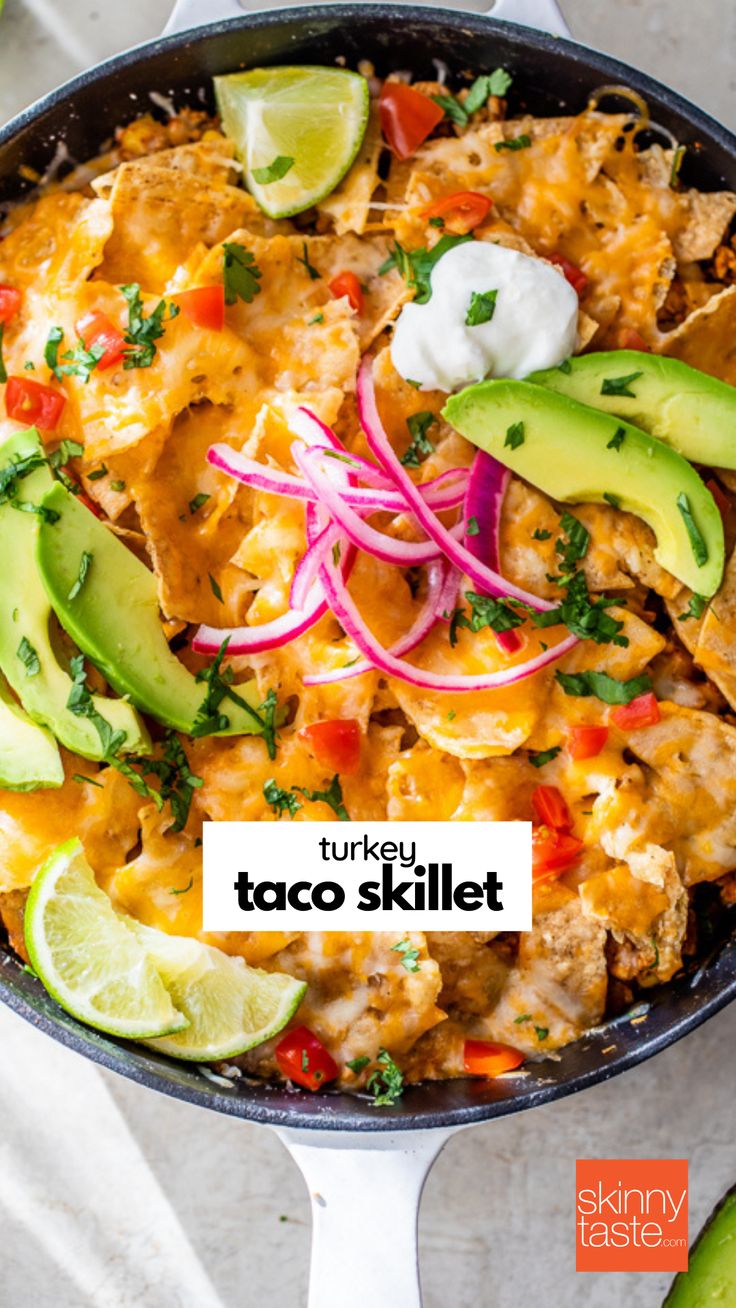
[129,922,307,1062]
[214,65,370,219]
[24,839,188,1040]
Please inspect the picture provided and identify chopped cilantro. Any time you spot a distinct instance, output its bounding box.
[555,511,590,570]
[450,591,525,646]
[170,876,194,896]
[678,592,707,622]
[391,939,421,972]
[557,358,572,375]
[110,480,126,492]
[367,1049,404,1106]
[120,283,179,368]
[264,779,302,819]
[533,528,552,541]
[66,655,127,757]
[60,339,105,383]
[293,773,350,821]
[603,492,621,509]
[346,1055,370,1074]
[528,746,561,768]
[297,242,321,281]
[466,515,480,536]
[676,491,709,566]
[252,155,294,184]
[534,1025,549,1042]
[401,410,437,467]
[113,732,203,832]
[428,216,445,229]
[504,421,525,450]
[192,637,272,748]
[17,636,40,677]
[308,312,324,325]
[494,134,531,152]
[555,668,652,704]
[87,465,108,481]
[208,572,223,603]
[222,243,263,305]
[49,439,84,469]
[465,288,497,326]
[189,492,210,515]
[44,326,64,378]
[607,426,626,451]
[72,773,103,788]
[431,93,468,127]
[0,324,6,385]
[536,571,627,647]
[446,709,456,720]
[464,68,512,115]
[600,371,642,398]
[514,1013,532,1025]
[68,550,93,601]
[379,234,474,304]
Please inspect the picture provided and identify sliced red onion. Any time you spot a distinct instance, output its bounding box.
[464,449,509,572]
[356,358,558,614]
[304,559,450,685]
[294,444,464,567]
[193,588,329,655]
[315,551,578,691]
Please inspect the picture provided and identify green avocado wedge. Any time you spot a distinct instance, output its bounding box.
[0,670,63,790]
[443,380,725,596]
[0,429,150,761]
[528,350,736,470]
[35,479,265,737]
[664,1185,736,1306]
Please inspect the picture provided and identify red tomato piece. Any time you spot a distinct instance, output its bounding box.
[299,718,361,775]
[617,327,651,352]
[329,271,364,314]
[0,284,22,324]
[609,691,661,731]
[275,1026,339,1092]
[706,477,730,522]
[422,190,493,234]
[548,253,588,297]
[76,311,126,370]
[5,376,65,431]
[567,725,609,761]
[175,285,225,332]
[464,1040,524,1078]
[531,784,572,831]
[379,81,445,160]
[532,828,584,881]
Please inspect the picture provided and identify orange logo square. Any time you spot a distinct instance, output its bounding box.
[576,1159,688,1273]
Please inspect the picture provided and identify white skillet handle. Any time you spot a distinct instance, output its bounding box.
[164,0,570,39]
[276,1125,451,1308]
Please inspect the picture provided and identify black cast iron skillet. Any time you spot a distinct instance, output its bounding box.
[1,4,736,1133]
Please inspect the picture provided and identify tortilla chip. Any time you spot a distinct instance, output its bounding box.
[660,284,736,384]
[675,190,736,263]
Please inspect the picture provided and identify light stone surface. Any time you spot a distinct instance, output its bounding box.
[1,2,736,1305]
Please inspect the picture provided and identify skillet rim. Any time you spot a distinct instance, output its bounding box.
[1,2,736,1131]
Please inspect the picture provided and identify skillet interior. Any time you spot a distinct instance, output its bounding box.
[1,3,736,1130]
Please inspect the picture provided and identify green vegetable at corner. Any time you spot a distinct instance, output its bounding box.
[34,477,266,740]
[443,379,725,596]
[664,1184,736,1306]
[528,349,736,471]
[214,66,369,220]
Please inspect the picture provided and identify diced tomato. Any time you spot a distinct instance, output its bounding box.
[5,376,65,431]
[422,190,493,234]
[76,311,125,370]
[706,477,730,521]
[567,724,609,761]
[329,271,364,314]
[464,1040,524,1078]
[532,828,584,881]
[609,691,661,731]
[531,784,572,831]
[548,253,588,297]
[617,327,651,352]
[0,285,22,324]
[175,285,225,332]
[299,718,361,775]
[275,1026,339,1092]
[379,81,445,161]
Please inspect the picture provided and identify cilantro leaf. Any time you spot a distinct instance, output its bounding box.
[465,288,497,326]
[379,234,474,304]
[533,528,551,541]
[113,732,203,832]
[120,284,179,369]
[504,421,525,450]
[464,68,512,115]
[450,591,526,646]
[208,572,223,603]
[346,1056,370,1074]
[222,242,263,305]
[367,1049,404,1106]
[600,371,642,398]
[676,491,709,566]
[528,746,561,768]
[297,242,321,280]
[467,515,480,536]
[189,492,210,515]
[391,939,421,972]
[431,93,468,127]
[252,155,294,184]
[535,571,627,647]
[0,324,6,385]
[293,774,350,821]
[17,636,40,677]
[555,511,590,570]
[264,779,302,819]
[678,593,707,622]
[401,411,437,467]
[191,637,271,745]
[66,654,127,758]
[44,326,64,378]
[555,669,652,704]
[494,134,531,152]
[68,550,93,601]
[607,426,626,451]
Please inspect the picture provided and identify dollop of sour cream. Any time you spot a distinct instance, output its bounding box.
[390,241,579,393]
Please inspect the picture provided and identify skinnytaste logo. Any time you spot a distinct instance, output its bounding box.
[576,1160,689,1273]
[202,820,531,931]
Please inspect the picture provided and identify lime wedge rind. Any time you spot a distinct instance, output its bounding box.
[24,839,188,1041]
[215,65,370,219]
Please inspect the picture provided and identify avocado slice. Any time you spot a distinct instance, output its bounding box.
[0,429,150,761]
[35,479,265,737]
[529,350,736,469]
[664,1185,736,1305]
[0,670,63,790]
[443,380,725,596]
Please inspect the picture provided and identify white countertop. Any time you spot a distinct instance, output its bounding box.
[1,2,736,1305]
